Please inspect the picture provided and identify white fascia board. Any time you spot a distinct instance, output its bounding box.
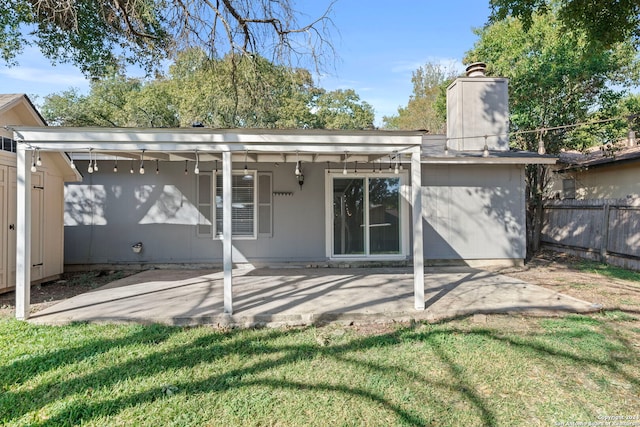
[13,127,424,153]
[56,152,83,182]
[421,156,558,165]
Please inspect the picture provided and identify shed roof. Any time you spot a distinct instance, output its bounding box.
[0,94,47,126]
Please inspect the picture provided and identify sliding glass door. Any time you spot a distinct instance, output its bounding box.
[332,176,401,257]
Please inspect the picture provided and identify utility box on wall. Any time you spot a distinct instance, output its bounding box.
[447,63,509,152]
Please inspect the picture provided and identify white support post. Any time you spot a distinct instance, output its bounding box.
[222,151,233,314]
[411,147,425,310]
[16,146,32,320]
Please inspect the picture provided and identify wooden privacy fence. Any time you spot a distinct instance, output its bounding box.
[541,198,640,271]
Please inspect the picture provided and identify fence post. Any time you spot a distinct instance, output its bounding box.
[600,200,611,263]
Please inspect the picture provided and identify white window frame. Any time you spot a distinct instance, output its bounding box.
[197,170,259,240]
[257,172,273,238]
[324,170,410,260]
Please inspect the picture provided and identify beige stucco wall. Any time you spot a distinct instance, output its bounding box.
[0,96,74,289]
[551,162,640,200]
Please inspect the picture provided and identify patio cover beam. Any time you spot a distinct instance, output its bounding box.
[15,146,31,320]
[222,151,233,314]
[411,147,424,310]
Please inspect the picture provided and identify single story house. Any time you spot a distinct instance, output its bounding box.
[9,63,556,320]
[0,94,80,295]
[551,139,640,199]
[542,137,639,269]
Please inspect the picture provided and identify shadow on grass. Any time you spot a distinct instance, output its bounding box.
[1,314,639,426]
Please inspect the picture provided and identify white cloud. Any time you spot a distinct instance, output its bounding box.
[0,66,86,87]
[391,57,465,75]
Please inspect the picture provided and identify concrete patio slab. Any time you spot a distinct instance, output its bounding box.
[29,267,601,327]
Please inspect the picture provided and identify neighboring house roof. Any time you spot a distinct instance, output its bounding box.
[556,143,640,172]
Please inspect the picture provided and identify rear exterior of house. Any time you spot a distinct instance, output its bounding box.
[11,63,556,319]
[58,64,547,269]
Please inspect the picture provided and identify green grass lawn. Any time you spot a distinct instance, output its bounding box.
[1,313,639,426]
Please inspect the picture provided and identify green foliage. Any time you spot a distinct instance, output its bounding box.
[466,12,640,154]
[490,0,640,49]
[41,51,374,130]
[1,0,169,77]
[0,0,334,78]
[468,9,640,255]
[314,89,374,130]
[383,62,458,132]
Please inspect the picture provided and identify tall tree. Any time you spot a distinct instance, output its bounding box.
[489,0,640,49]
[467,10,640,255]
[1,0,336,78]
[41,52,374,130]
[382,62,458,132]
[314,89,374,130]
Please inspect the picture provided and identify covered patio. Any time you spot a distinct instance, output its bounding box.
[11,127,426,320]
[28,266,599,326]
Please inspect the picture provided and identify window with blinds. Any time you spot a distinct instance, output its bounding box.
[215,172,256,238]
[198,170,271,239]
[197,172,213,236]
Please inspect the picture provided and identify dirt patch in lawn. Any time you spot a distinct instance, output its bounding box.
[1,251,639,321]
[487,250,640,314]
[0,270,140,318]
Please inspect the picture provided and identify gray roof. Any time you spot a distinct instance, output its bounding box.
[557,144,640,171]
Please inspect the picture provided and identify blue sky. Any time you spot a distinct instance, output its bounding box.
[0,1,491,125]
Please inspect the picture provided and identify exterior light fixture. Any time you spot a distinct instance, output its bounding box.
[482,135,489,158]
[184,160,188,175]
[444,140,449,156]
[295,159,304,189]
[139,150,145,174]
[113,156,118,173]
[194,149,200,174]
[36,149,42,167]
[156,159,160,174]
[343,152,348,175]
[243,150,253,180]
[215,159,218,174]
[130,159,134,174]
[294,151,301,176]
[30,151,37,173]
[69,152,76,169]
[87,150,94,174]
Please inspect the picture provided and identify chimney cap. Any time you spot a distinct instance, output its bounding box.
[465,62,487,77]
